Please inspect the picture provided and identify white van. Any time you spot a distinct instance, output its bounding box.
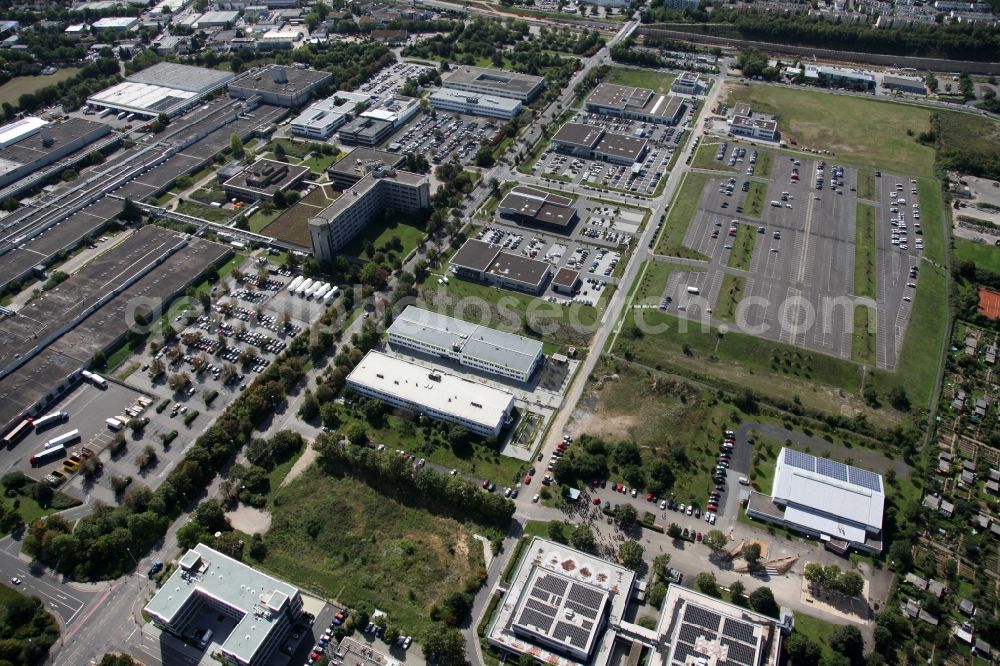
[686,286,699,294]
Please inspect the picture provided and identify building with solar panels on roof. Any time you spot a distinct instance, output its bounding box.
[485,537,636,665]
[746,448,885,554]
[649,586,784,666]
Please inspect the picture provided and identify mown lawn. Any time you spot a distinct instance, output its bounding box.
[745,181,768,218]
[954,237,1000,274]
[249,474,486,636]
[715,274,745,323]
[728,224,756,271]
[340,213,425,260]
[654,172,711,259]
[852,304,876,366]
[726,84,937,177]
[604,66,676,94]
[690,140,735,172]
[854,203,877,299]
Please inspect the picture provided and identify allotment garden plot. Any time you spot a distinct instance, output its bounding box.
[655,145,920,370]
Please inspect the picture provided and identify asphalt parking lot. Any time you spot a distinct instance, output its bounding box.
[660,150,918,368]
[385,110,501,165]
[357,62,433,102]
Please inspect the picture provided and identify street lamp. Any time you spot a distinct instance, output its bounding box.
[125,547,137,566]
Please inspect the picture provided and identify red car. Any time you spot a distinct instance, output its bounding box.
[696,532,703,542]
[523,475,532,485]
[592,497,601,505]
[707,503,718,511]
[310,651,322,661]
[646,492,654,502]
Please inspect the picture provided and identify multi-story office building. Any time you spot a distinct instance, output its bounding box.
[442,66,545,102]
[429,89,523,120]
[308,167,430,262]
[144,544,303,666]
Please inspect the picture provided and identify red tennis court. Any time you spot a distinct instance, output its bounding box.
[978,288,1000,320]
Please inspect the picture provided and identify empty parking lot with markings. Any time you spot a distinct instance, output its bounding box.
[655,143,920,369]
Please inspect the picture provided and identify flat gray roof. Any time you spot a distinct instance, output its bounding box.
[586,83,683,121]
[430,89,523,113]
[552,122,603,149]
[388,305,543,377]
[443,66,544,98]
[329,147,404,175]
[594,132,647,162]
[309,168,426,222]
[230,65,331,96]
[486,250,550,287]
[450,238,502,272]
[126,62,234,94]
[145,544,300,666]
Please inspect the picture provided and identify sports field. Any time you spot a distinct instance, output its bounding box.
[979,287,1000,320]
[726,84,937,177]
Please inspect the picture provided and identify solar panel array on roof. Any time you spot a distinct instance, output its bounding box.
[723,618,756,643]
[816,457,849,482]
[568,584,603,611]
[721,639,757,666]
[525,598,551,615]
[850,467,882,492]
[783,448,814,471]
[679,623,704,645]
[536,573,568,597]
[520,608,555,633]
[555,622,592,649]
[684,605,722,630]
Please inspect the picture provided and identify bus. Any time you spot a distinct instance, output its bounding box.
[2,418,33,448]
[44,429,80,450]
[30,444,65,466]
[32,411,68,432]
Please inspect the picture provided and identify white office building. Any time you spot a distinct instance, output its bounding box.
[290,91,370,139]
[346,351,515,437]
[429,89,522,120]
[144,544,303,666]
[387,306,544,382]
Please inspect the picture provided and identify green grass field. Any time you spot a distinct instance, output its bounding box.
[654,172,710,259]
[728,224,756,271]
[755,152,773,179]
[0,68,81,106]
[249,474,486,635]
[727,84,936,177]
[176,200,233,224]
[856,169,877,201]
[604,67,676,94]
[341,213,425,260]
[954,237,1000,274]
[854,203,877,299]
[791,612,841,661]
[247,207,282,233]
[715,274,745,323]
[632,261,696,306]
[745,181,768,217]
[690,141,735,172]
[852,304,877,366]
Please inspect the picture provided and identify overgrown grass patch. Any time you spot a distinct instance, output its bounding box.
[715,274,746,323]
[852,304,877,366]
[728,224,756,271]
[745,181,768,218]
[854,203,877,299]
[654,172,711,259]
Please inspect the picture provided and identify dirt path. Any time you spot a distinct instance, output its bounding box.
[281,443,319,488]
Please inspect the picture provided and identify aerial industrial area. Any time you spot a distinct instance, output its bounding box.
[1,0,1000,665]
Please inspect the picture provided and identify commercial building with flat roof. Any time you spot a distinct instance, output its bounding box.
[442,65,545,102]
[671,71,703,95]
[308,167,430,262]
[727,104,778,141]
[222,157,308,202]
[746,447,885,554]
[91,16,139,31]
[337,116,394,147]
[360,94,420,127]
[498,186,577,231]
[197,10,240,26]
[290,91,370,139]
[450,238,551,293]
[551,267,580,295]
[585,83,685,125]
[0,117,110,189]
[346,351,515,437]
[429,89,523,120]
[88,62,234,117]
[327,147,404,189]
[229,65,332,108]
[145,544,303,666]
[649,586,784,666]
[486,537,636,664]
[552,123,647,165]
[388,305,544,382]
[883,74,927,95]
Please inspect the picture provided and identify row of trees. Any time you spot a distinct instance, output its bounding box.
[553,434,684,499]
[803,563,866,598]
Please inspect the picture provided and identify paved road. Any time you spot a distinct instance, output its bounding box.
[0,535,95,626]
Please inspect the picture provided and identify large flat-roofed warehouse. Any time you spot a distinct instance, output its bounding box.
[486,537,635,664]
[429,89,523,120]
[442,65,545,102]
[387,305,544,382]
[290,91,370,139]
[222,157,309,202]
[0,226,229,432]
[346,351,515,437]
[327,147,404,189]
[450,238,551,293]
[145,544,303,666]
[648,586,784,666]
[228,65,332,108]
[746,447,885,554]
[0,116,110,189]
[551,122,647,166]
[87,62,234,118]
[308,167,430,263]
[498,186,577,231]
[585,83,685,125]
